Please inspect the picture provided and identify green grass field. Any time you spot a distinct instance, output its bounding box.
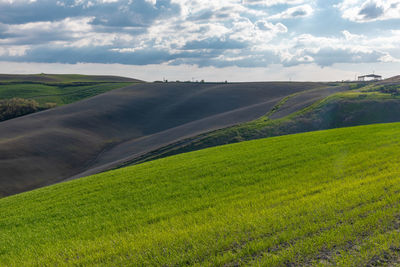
[0,73,141,109]
[1,122,400,266]
[0,82,134,106]
[0,73,141,83]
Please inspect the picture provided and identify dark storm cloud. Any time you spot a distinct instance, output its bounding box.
[0,0,180,27]
[0,44,226,66]
[310,48,385,67]
[0,0,82,24]
[0,0,398,68]
[358,2,384,20]
[3,46,173,65]
[0,27,75,46]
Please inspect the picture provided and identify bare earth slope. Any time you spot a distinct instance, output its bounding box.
[0,82,333,196]
[270,85,350,119]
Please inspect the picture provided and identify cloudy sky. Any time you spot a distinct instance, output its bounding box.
[0,0,399,81]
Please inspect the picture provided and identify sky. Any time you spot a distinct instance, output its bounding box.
[0,0,399,81]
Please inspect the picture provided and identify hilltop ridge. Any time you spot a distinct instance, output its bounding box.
[0,73,143,83]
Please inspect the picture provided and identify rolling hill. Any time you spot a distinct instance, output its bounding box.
[1,122,400,266]
[0,73,141,83]
[0,74,141,106]
[0,74,141,122]
[133,78,400,164]
[0,81,344,197]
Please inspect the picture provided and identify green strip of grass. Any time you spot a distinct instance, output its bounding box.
[1,122,400,265]
[0,74,141,83]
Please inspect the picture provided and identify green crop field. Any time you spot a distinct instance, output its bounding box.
[0,82,134,106]
[0,74,140,121]
[0,73,142,109]
[1,122,400,266]
[0,73,141,83]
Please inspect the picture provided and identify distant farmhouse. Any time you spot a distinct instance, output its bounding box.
[358,74,382,81]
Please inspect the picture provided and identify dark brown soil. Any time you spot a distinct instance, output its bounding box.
[270,85,350,119]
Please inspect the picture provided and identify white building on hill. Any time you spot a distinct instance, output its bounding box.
[357,74,382,81]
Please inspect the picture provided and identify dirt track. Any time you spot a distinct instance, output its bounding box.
[0,82,336,196]
[269,85,350,119]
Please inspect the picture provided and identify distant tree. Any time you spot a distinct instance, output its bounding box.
[0,98,40,122]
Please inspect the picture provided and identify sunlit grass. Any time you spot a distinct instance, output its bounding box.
[1,122,400,266]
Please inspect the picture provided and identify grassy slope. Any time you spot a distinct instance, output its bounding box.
[0,73,141,83]
[0,74,141,106]
[1,122,400,266]
[0,82,134,106]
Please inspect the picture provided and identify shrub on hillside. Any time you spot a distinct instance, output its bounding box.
[377,85,400,96]
[43,102,57,109]
[0,98,40,122]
